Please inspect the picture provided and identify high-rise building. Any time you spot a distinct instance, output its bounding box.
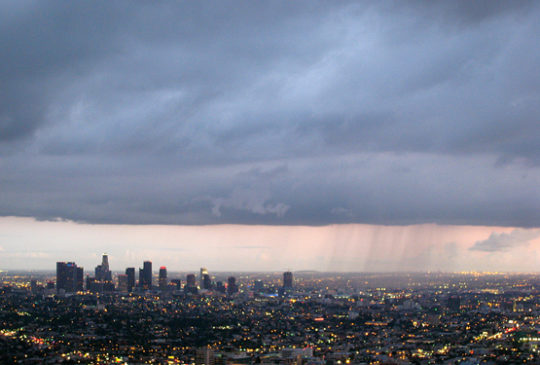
[186,273,196,287]
[138,268,144,287]
[139,261,152,290]
[227,276,237,295]
[200,267,208,285]
[144,261,152,287]
[76,266,84,291]
[159,266,167,290]
[117,274,128,292]
[56,262,68,292]
[89,254,114,292]
[95,254,112,282]
[125,267,135,292]
[283,271,293,289]
[202,274,212,290]
[56,262,83,293]
[102,253,109,269]
[185,274,197,294]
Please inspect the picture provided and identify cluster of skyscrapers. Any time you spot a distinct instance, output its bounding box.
[56,255,294,295]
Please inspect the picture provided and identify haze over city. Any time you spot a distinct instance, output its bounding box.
[2,1,540,271]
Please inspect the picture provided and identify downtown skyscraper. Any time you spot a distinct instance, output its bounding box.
[139,261,152,290]
[56,262,83,293]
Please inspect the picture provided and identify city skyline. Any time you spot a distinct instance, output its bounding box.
[7,269,540,363]
[2,3,540,363]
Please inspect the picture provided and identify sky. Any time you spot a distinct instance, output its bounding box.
[1,1,540,271]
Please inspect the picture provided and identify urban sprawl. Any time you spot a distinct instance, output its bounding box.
[2,255,540,364]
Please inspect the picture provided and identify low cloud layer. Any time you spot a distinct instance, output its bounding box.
[470,229,540,252]
[1,1,540,226]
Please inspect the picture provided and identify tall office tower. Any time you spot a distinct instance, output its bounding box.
[56,262,80,293]
[138,268,144,288]
[202,274,212,290]
[125,267,135,292]
[227,276,237,295]
[94,265,102,280]
[117,274,128,292]
[95,254,112,282]
[283,271,293,289]
[56,262,67,292]
[186,273,196,287]
[65,262,79,292]
[159,266,168,290]
[143,261,152,288]
[200,267,208,285]
[138,261,152,290]
[100,254,109,274]
[185,274,197,294]
[76,266,84,291]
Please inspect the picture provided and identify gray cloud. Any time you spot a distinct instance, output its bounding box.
[210,188,290,218]
[470,229,540,252]
[1,1,540,226]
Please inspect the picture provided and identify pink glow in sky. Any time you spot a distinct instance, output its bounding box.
[1,217,539,272]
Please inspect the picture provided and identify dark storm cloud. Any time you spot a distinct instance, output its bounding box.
[1,1,540,226]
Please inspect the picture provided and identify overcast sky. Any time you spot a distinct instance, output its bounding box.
[1,2,540,270]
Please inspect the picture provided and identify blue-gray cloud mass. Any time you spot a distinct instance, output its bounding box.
[470,229,540,252]
[1,1,540,226]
